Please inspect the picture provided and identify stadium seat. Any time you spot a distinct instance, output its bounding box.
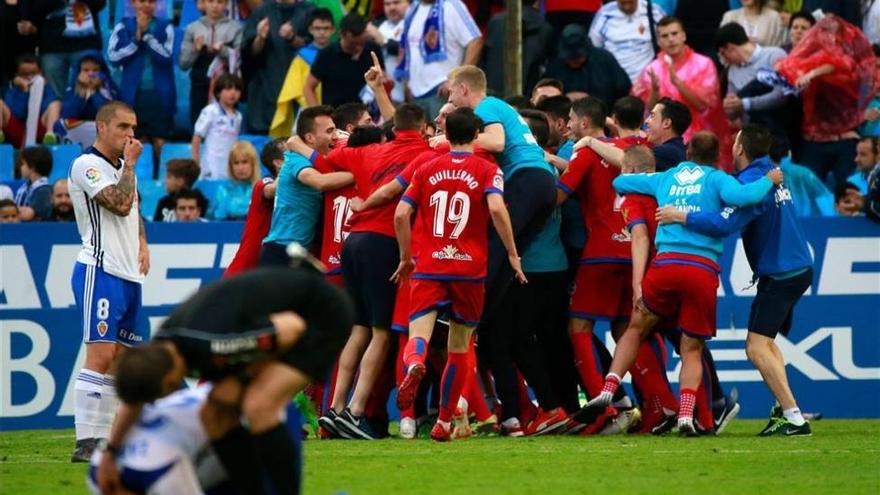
[240,134,270,154]
[139,179,166,219]
[193,179,222,211]
[0,145,14,181]
[135,143,155,181]
[48,144,83,183]
[158,143,193,179]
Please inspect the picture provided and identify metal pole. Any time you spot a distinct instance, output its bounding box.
[504,0,523,97]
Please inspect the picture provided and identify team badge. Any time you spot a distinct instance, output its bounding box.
[96,321,109,337]
[493,173,504,191]
[85,167,102,184]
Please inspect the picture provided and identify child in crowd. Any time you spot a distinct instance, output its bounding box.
[0,199,20,223]
[14,146,53,221]
[211,140,258,220]
[192,74,243,179]
[180,0,243,127]
[154,158,202,222]
[270,8,336,138]
[55,52,119,147]
[0,55,61,147]
[108,0,177,163]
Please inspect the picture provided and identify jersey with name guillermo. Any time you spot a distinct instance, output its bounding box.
[401,151,503,280]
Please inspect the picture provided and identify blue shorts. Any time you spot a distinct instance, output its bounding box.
[71,262,145,346]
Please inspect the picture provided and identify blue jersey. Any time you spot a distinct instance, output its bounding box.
[683,157,813,277]
[263,151,322,248]
[612,161,774,262]
[474,96,551,177]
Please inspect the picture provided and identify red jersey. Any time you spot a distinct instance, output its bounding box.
[621,193,659,262]
[314,153,357,275]
[223,177,274,277]
[402,152,504,280]
[557,145,630,262]
[326,130,429,238]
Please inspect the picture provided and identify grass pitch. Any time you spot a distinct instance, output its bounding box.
[2,420,878,495]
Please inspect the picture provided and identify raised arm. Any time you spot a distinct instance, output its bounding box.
[574,135,624,167]
[475,123,505,153]
[93,139,142,216]
[717,169,781,206]
[297,167,355,191]
[612,173,662,196]
[364,51,395,122]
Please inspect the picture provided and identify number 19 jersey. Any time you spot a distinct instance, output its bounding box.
[401,152,504,281]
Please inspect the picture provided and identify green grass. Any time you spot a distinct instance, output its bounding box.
[2,421,879,494]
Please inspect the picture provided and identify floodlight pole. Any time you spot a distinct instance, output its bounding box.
[504,0,523,97]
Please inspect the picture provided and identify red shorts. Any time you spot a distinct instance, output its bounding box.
[641,253,720,340]
[408,278,484,327]
[569,262,633,321]
[391,278,411,333]
[325,273,345,289]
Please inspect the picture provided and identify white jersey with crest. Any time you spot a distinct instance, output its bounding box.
[69,146,143,283]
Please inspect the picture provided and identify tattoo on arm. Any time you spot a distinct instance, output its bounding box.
[93,166,136,216]
[138,214,147,243]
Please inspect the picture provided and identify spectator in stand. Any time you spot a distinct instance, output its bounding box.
[672,0,728,57]
[0,1,37,88]
[192,74,243,180]
[482,0,553,96]
[860,44,880,137]
[589,0,667,83]
[773,136,835,216]
[49,178,75,222]
[305,13,383,108]
[18,0,106,97]
[373,0,409,104]
[242,0,315,134]
[210,141,259,220]
[530,78,564,106]
[223,138,286,277]
[545,24,632,105]
[180,0,244,128]
[153,158,202,222]
[396,0,483,120]
[716,23,788,132]
[834,182,864,216]
[55,52,119,147]
[0,55,61,147]
[850,137,879,194]
[782,11,815,53]
[0,199,20,223]
[634,16,732,170]
[271,8,336,138]
[174,187,210,222]
[543,0,601,34]
[14,145,53,221]
[721,0,785,47]
[108,0,176,162]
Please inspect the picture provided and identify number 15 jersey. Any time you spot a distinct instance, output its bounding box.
[401,152,504,281]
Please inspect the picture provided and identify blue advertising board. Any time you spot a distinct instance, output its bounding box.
[1,218,878,430]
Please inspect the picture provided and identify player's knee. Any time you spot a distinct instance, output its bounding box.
[745,334,770,363]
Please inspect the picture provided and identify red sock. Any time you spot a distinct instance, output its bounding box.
[631,336,678,412]
[465,344,492,421]
[402,336,428,371]
[570,332,605,398]
[396,334,415,418]
[679,388,697,421]
[438,351,470,423]
[600,373,621,397]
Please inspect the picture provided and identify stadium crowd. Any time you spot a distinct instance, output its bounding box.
[4,0,880,493]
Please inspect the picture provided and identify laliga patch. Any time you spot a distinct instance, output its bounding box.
[493,173,504,191]
[97,320,109,337]
[85,167,102,184]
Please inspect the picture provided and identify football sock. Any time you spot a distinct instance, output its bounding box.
[253,424,299,495]
[74,369,104,441]
[570,332,605,398]
[95,374,118,439]
[679,388,697,421]
[438,352,470,423]
[783,407,806,426]
[211,425,265,495]
[402,337,428,371]
[631,339,678,411]
[589,373,620,408]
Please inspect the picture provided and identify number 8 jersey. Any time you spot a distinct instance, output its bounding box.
[401,151,504,281]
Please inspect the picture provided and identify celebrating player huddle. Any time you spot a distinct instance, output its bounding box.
[71,62,814,495]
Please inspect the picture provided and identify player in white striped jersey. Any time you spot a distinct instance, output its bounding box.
[69,101,150,463]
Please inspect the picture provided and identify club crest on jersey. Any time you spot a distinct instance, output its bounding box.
[432,245,473,261]
[85,167,102,184]
[674,166,704,186]
[96,321,109,337]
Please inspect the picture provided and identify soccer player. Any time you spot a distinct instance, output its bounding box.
[577,134,783,435]
[95,250,354,495]
[259,105,354,266]
[655,124,813,436]
[68,101,149,462]
[393,107,526,441]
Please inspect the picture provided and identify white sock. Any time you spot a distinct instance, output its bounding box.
[74,369,104,441]
[501,417,521,429]
[783,407,806,426]
[96,374,119,439]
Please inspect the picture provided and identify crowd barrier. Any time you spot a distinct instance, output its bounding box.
[1,218,878,430]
